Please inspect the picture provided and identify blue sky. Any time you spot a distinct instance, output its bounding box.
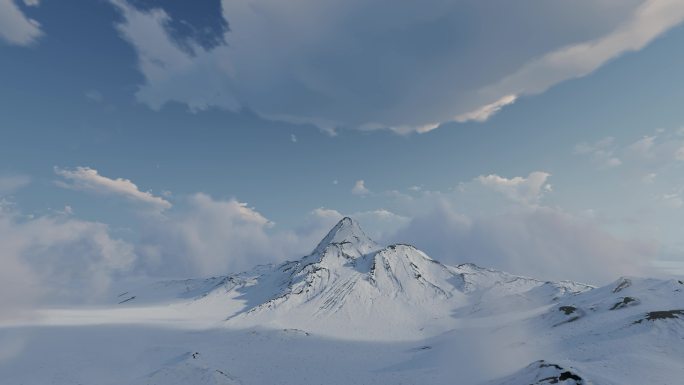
[1,0,684,306]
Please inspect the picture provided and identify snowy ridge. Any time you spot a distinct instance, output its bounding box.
[539,275,684,331]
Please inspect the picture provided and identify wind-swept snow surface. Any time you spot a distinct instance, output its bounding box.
[1,217,682,384]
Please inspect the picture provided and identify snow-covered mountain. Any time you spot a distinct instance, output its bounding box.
[2,217,682,385]
[118,217,592,339]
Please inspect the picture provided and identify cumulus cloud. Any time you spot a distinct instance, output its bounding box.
[0,204,136,319]
[0,165,662,310]
[136,197,410,277]
[0,190,350,313]
[351,180,370,196]
[392,200,656,284]
[370,171,662,284]
[111,0,684,133]
[476,171,552,205]
[0,0,42,46]
[136,193,279,277]
[55,166,171,211]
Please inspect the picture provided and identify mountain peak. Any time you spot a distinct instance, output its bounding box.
[313,217,377,256]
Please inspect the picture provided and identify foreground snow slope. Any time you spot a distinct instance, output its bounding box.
[1,218,682,384]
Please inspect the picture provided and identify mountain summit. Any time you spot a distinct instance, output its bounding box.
[312,217,378,257]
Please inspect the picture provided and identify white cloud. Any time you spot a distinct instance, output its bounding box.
[0,205,136,318]
[290,133,297,143]
[392,203,656,284]
[0,165,664,310]
[0,190,343,310]
[485,0,684,104]
[454,95,517,124]
[476,171,551,204]
[351,209,411,242]
[363,171,662,283]
[351,180,370,196]
[0,0,42,46]
[310,207,342,221]
[112,0,683,133]
[136,193,278,276]
[136,195,405,277]
[55,166,171,211]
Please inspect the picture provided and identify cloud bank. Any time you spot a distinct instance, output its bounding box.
[0,204,135,319]
[112,0,684,133]
[385,172,657,283]
[393,203,656,284]
[0,166,661,317]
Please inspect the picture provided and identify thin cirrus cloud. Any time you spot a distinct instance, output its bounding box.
[0,0,42,46]
[111,0,684,134]
[54,166,171,210]
[574,137,622,168]
[575,128,684,174]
